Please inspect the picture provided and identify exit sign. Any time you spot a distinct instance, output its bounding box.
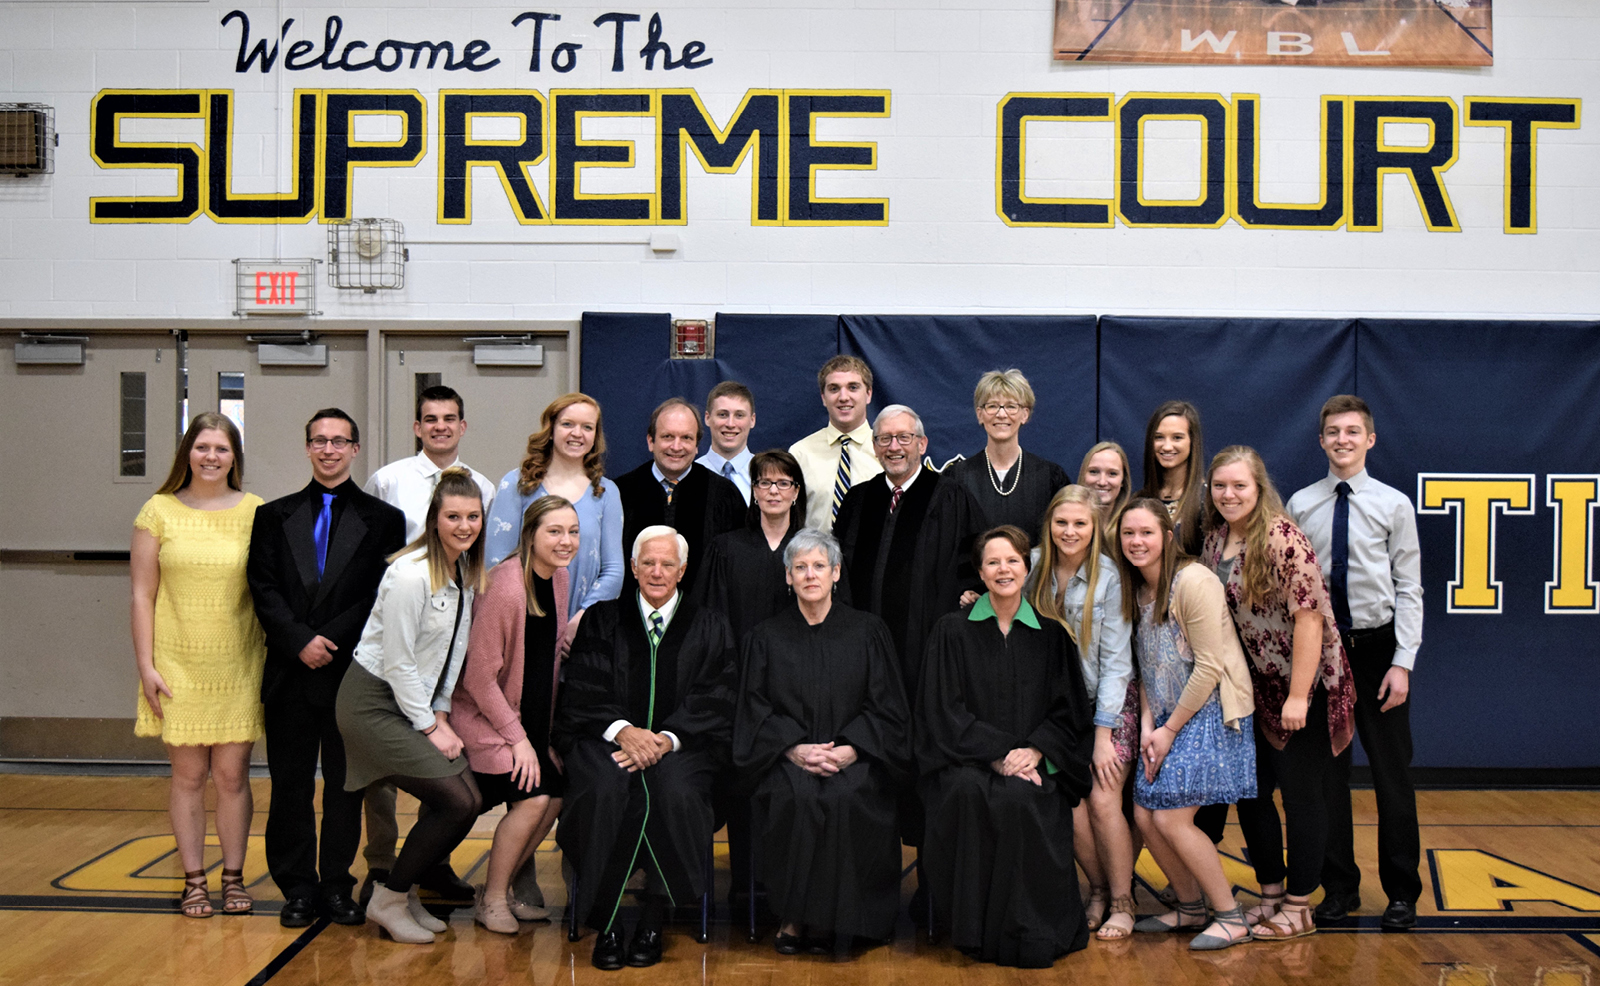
[234,259,319,316]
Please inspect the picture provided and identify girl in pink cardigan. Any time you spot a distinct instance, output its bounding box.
[452,496,578,933]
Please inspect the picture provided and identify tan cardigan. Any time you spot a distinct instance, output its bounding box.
[1168,564,1256,730]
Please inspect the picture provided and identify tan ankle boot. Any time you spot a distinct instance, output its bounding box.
[367,885,434,944]
[406,888,448,933]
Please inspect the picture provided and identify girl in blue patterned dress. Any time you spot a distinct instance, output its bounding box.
[1114,499,1258,950]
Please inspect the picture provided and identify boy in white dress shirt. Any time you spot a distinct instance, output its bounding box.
[1286,394,1423,931]
[695,381,757,505]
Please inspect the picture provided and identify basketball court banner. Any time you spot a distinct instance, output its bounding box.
[1053,0,1493,66]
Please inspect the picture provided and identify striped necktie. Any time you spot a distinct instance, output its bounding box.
[649,610,665,647]
[832,435,852,521]
[662,478,678,505]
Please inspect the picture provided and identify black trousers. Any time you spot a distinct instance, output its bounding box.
[1236,688,1335,897]
[264,694,366,901]
[1321,623,1422,904]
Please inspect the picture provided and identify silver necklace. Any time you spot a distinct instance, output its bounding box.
[985,449,1021,496]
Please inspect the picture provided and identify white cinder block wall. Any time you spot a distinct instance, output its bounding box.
[0,0,1596,319]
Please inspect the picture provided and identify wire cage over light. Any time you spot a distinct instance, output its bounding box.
[0,104,56,176]
[327,218,408,292]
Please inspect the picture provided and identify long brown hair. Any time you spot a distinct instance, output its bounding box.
[518,495,575,617]
[1203,445,1288,607]
[157,412,245,494]
[1029,486,1104,649]
[517,393,607,498]
[1112,497,1194,626]
[391,467,488,593]
[1135,400,1205,554]
[1076,440,1132,526]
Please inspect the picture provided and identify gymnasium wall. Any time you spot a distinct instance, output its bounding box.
[1,2,1597,771]
[0,2,1594,319]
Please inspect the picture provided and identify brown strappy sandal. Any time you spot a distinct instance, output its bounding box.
[1096,894,1137,941]
[219,867,253,915]
[1251,894,1316,941]
[180,870,213,919]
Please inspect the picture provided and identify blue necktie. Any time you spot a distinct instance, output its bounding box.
[722,460,736,482]
[1330,481,1352,631]
[661,478,678,505]
[313,492,335,579]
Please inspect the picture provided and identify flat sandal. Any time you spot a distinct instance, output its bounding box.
[180,870,213,919]
[219,868,253,915]
[1190,905,1255,951]
[1096,895,1137,941]
[1084,886,1110,931]
[1251,897,1316,941]
[1133,897,1207,933]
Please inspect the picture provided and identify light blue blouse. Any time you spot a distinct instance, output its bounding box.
[483,469,624,618]
[1026,552,1135,730]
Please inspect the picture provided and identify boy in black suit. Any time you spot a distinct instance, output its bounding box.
[247,408,407,927]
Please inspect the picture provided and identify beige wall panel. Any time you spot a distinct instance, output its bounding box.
[185,334,369,501]
[0,562,134,719]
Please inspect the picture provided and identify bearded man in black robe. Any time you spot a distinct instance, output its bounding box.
[554,525,737,971]
[734,528,910,954]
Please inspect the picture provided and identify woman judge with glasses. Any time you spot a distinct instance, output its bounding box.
[941,370,1071,547]
[693,450,812,646]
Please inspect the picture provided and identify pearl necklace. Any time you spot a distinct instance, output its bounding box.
[985,449,1021,497]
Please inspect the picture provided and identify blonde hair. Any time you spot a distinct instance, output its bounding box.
[157,412,244,494]
[1076,441,1132,525]
[518,495,576,618]
[1028,486,1104,650]
[391,467,488,594]
[1203,445,1287,607]
[973,369,1036,411]
[517,393,607,498]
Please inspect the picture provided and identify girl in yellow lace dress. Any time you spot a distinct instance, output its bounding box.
[131,412,266,918]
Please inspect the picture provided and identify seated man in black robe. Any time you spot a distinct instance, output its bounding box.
[918,526,1094,968]
[832,403,984,695]
[554,525,738,970]
[615,398,746,600]
[734,528,910,956]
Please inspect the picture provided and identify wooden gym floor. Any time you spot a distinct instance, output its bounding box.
[1,772,1597,986]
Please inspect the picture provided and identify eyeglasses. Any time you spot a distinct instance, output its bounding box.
[873,433,921,448]
[754,478,796,490]
[308,437,355,450]
[980,402,1024,416]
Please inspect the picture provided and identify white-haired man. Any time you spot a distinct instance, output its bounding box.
[554,526,738,971]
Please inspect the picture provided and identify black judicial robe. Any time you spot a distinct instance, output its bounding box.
[734,604,911,939]
[833,470,985,692]
[552,596,737,931]
[692,527,795,646]
[942,450,1072,546]
[615,461,745,599]
[916,602,1094,968]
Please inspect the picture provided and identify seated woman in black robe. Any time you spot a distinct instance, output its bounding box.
[917,525,1095,968]
[734,528,911,956]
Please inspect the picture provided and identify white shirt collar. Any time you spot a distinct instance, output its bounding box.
[637,590,682,629]
[1324,467,1371,492]
[884,465,922,493]
[414,450,463,477]
[651,462,691,485]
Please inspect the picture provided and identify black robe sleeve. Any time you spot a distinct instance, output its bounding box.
[831,613,912,786]
[552,601,631,748]
[732,619,811,777]
[902,479,987,686]
[1028,633,1094,803]
[658,608,738,751]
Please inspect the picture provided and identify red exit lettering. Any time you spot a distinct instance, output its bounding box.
[253,271,299,305]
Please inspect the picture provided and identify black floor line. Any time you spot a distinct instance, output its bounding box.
[245,918,330,986]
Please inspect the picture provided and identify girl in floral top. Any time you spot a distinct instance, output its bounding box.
[1202,446,1355,942]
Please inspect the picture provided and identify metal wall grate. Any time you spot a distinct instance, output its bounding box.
[0,104,55,175]
[328,218,408,292]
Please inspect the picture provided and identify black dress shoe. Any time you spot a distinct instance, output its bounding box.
[358,868,389,908]
[320,891,366,926]
[1381,900,1417,930]
[773,932,805,955]
[1314,891,1361,923]
[591,928,626,971]
[625,927,664,968]
[417,863,475,902]
[279,896,318,928]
